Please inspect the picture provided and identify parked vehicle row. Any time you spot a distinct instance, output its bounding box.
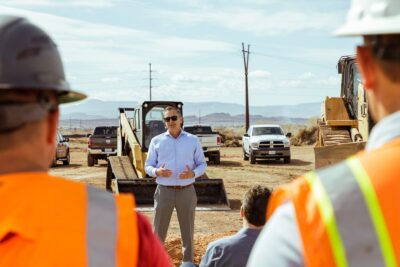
[53,124,292,168]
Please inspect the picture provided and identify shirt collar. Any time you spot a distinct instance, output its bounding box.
[238,227,262,236]
[366,111,400,151]
[164,129,186,138]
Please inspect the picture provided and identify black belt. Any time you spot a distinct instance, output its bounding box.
[161,184,193,190]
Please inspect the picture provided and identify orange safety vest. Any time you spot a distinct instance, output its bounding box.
[0,173,139,267]
[268,138,400,267]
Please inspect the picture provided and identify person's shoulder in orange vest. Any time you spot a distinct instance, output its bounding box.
[0,172,172,267]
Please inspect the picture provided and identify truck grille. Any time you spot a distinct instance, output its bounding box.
[259,141,284,148]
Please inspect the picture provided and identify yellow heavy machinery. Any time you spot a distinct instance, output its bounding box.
[314,56,375,168]
[106,101,229,210]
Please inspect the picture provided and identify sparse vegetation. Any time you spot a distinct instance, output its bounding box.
[290,126,318,146]
[215,127,244,147]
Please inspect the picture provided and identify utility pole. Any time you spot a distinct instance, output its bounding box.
[149,63,153,101]
[242,42,250,132]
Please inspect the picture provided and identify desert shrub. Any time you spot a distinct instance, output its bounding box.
[291,126,317,146]
[215,127,243,147]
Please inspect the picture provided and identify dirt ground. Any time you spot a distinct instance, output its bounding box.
[50,138,315,266]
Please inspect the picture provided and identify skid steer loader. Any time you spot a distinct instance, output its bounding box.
[314,56,375,168]
[106,101,229,210]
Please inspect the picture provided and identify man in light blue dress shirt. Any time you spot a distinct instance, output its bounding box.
[145,106,207,266]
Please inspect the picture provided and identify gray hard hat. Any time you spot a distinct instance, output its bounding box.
[0,15,86,103]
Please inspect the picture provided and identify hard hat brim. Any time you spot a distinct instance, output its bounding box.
[0,83,86,104]
[59,90,87,104]
[334,16,400,36]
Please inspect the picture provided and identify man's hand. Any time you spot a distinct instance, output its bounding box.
[179,165,195,179]
[156,163,172,177]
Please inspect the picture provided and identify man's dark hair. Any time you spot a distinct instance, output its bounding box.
[242,185,272,227]
[365,34,400,83]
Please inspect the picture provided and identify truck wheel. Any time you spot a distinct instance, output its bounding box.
[249,152,256,164]
[87,154,94,167]
[214,153,221,165]
[63,152,70,166]
[284,156,291,164]
[243,149,249,160]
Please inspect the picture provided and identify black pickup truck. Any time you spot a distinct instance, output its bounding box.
[87,126,117,167]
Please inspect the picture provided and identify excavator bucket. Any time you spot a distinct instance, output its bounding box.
[107,156,230,211]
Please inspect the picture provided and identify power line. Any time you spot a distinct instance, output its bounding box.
[252,51,331,70]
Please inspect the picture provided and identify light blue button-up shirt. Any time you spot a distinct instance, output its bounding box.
[145,130,207,186]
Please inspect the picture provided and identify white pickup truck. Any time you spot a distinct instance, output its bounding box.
[242,124,292,164]
[183,125,221,164]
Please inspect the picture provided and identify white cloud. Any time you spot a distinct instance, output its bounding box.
[299,72,315,79]
[1,0,115,7]
[154,8,342,36]
[250,70,271,78]
[0,3,347,106]
[100,77,123,83]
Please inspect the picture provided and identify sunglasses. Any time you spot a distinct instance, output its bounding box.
[164,115,178,122]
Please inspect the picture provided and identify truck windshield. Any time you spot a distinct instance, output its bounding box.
[252,127,283,136]
[184,126,213,134]
[93,127,117,136]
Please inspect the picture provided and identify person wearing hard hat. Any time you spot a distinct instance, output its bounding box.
[247,0,400,266]
[0,16,171,266]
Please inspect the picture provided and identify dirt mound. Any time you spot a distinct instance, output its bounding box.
[165,231,236,266]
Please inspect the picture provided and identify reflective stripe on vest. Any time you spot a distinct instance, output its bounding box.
[87,186,117,267]
[305,156,396,267]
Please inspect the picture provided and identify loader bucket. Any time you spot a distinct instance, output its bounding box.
[115,178,230,211]
[193,178,230,211]
[107,156,230,211]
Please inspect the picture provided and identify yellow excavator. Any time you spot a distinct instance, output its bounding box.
[314,56,375,168]
[106,101,229,210]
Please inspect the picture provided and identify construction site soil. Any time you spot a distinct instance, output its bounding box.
[50,138,315,266]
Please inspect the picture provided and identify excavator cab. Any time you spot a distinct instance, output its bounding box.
[314,56,375,168]
[106,101,229,210]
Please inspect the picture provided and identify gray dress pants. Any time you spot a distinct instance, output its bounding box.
[153,184,197,262]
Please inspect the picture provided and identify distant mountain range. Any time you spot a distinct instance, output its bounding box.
[61,99,321,119]
[59,99,321,128]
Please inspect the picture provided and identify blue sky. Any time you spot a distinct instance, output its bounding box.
[0,0,359,106]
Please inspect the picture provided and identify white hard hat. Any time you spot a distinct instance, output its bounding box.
[334,0,400,36]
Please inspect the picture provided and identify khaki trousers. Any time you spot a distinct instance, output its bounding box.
[153,184,197,262]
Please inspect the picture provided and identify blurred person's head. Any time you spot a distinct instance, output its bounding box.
[240,185,272,228]
[0,16,85,173]
[335,0,400,122]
